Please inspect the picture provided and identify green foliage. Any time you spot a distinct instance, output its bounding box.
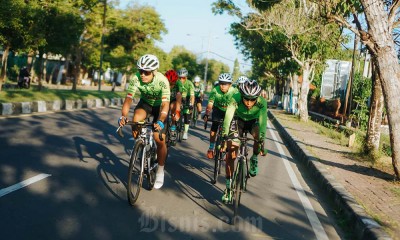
[349,73,372,130]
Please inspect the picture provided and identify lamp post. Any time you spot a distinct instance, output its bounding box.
[98,0,107,91]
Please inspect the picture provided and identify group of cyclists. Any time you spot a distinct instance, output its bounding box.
[118,54,267,203]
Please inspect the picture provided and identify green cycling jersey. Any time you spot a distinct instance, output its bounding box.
[181,79,195,100]
[170,80,183,101]
[207,85,238,112]
[193,83,204,98]
[222,93,268,139]
[126,72,170,106]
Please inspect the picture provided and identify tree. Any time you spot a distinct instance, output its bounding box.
[313,0,400,179]
[213,0,342,121]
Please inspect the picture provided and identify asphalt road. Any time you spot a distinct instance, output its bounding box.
[0,106,344,240]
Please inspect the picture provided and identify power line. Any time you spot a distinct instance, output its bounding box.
[208,51,252,66]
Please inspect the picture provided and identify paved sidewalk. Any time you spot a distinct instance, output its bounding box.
[269,109,394,240]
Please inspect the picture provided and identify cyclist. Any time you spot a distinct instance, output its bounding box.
[165,69,183,141]
[220,79,268,203]
[118,54,170,189]
[203,73,238,159]
[178,68,195,140]
[193,76,204,121]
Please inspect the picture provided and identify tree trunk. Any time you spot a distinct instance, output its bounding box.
[38,49,44,91]
[0,45,10,90]
[298,61,313,122]
[72,47,82,91]
[365,57,383,156]
[362,0,400,178]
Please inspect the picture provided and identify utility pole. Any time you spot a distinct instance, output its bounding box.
[203,36,210,91]
[98,0,107,91]
[343,33,358,118]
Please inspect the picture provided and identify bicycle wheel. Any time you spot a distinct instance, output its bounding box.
[177,119,184,142]
[147,149,157,190]
[212,136,221,184]
[232,158,243,225]
[127,140,145,205]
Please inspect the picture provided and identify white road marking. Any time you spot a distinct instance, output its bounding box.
[268,125,329,240]
[0,173,51,198]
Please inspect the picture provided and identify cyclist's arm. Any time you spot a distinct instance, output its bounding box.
[190,83,195,106]
[205,88,216,116]
[258,98,268,139]
[159,101,170,123]
[121,97,133,118]
[159,78,171,123]
[222,104,235,137]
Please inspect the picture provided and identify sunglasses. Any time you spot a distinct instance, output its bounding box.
[139,69,152,76]
[219,82,230,85]
[243,97,257,102]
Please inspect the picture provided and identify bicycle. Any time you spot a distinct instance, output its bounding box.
[204,119,226,185]
[224,131,255,225]
[190,98,202,128]
[116,120,163,206]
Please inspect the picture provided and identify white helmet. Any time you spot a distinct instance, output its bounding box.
[237,76,248,84]
[218,73,232,83]
[137,54,159,71]
[178,68,188,77]
[194,76,201,82]
[239,79,262,99]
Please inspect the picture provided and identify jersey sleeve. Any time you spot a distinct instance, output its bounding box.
[207,87,216,105]
[189,82,195,96]
[258,97,268,139]
[177,80,183,93]
[222,98,237,137]
[126,73,139,98]
[160,76,170,102]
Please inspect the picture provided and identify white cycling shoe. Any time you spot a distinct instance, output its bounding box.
[182,132,188,140]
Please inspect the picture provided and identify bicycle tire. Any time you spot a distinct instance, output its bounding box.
[232,158,243,225]
[127,140,145,206]
[147,151,157,190]
[212,135,221,184]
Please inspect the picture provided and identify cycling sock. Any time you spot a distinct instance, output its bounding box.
[157,165,164,174]
[209,142,215,150]
[184,124,189,133]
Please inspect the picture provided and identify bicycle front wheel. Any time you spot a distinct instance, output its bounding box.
[232,158,244,225]
[127,140,145,206]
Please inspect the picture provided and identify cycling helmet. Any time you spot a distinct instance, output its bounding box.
[237,76,248,84]
[194,76,201,82]
[240,79,261,99]
[137,54,159,71]
[177,68,188,77]
[165,69,179,84]
[218,73,232,83]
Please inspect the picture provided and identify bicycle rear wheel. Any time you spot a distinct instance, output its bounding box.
[232,158,243,225]
[127,140,145,205]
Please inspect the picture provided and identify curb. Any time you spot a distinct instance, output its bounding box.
[0,97,138,116]
[268,110,392,240]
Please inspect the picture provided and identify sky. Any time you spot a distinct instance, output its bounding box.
[117,0,252,72]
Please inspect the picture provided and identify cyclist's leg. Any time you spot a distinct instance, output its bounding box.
[207,107,224,158]
[183,110,190,140]
[222,141,238,203]
[151,105,167,189]
[169,101,178,140]
[249,120,260,176]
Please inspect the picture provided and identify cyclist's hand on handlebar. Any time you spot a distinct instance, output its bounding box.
[154,120,164,131]
[203,114,208,122]
[118,116,127,126]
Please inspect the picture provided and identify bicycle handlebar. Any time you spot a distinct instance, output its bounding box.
[116,121,164,141]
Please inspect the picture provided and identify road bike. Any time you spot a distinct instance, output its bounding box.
[117,120,162,206]
[226,131,255,225]
[204,119,226,185]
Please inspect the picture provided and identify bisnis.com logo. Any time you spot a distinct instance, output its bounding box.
[138,206,263,233]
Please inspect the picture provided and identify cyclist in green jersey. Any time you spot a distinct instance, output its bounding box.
[118,54,170,189]
[193,76,204,120]
[220,79,268,203]
[203,73,238,159]
[177,68,195,140]
[165,69,183,140]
